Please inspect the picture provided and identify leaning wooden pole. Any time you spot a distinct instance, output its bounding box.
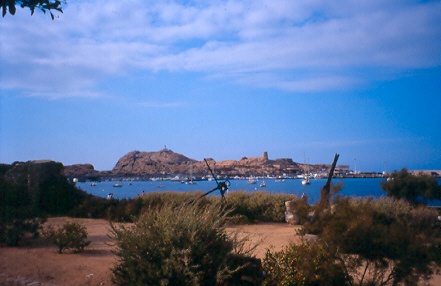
[318,153,340,209]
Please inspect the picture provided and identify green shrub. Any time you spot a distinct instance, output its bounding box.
[225,191,297,222]
[381,168,441,205]
[36,172,88,215]
[141,191,210,208]
[0,178,45,246]
[227,214,251,224]
[262,241,350,285]
[110,202,260,285]
[43,222,91,254]
[303,197,441,285]
[69,195,116,219]
[1,161,89,246]
[0,217,44,246]
[70,191,295,224]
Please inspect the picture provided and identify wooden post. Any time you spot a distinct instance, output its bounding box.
[318,153,340,209]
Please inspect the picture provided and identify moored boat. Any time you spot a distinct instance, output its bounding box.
[301,176,310,185]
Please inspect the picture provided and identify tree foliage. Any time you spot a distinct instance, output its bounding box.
[1,0,64,19]
[381,168,441,205]
[0,169,44,245]
[298,197,441,285]
[42,221,91,254]
[0,161,89,246]
[263,241,351,285]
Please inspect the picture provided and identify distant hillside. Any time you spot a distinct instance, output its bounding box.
[109,148,329,178]
[112,149,197,176]
[60,148,334,179]
[63,164,99,179]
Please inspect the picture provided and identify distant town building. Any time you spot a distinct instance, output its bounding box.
[335,165,351,176]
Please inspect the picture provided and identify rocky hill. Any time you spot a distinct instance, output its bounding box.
[112,149,197,176]
[2,150,334,180]
[63,164,99,179]
[2,160,66,191]
[110,148,328,178]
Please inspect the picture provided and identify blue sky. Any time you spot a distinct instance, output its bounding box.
[1,0,440,172]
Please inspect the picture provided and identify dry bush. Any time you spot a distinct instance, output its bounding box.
[42,222,91,254]
[110,202,261,285]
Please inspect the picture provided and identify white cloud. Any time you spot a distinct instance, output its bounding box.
[1,0,440,99]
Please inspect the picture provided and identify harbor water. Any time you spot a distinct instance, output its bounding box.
[77,178,392,204]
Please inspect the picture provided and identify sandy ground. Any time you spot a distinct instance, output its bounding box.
[0,217,301,285]
[1,217,440,285]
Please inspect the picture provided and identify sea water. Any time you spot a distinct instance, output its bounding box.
[77,178,395,204]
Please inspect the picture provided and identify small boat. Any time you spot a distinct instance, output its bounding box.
[90,182,97,186]
[170,176,181,182]
[113,182,123,187]
[301,176,310,185]
[275,179,285,182]
[187,163,197,184]
[247,178,257,184]
[302,155,311,185]
[260,180,266,187]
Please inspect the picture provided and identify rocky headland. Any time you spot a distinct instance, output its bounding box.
[62,148,331,180]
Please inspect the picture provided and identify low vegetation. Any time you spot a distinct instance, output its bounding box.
[42,221,91,254]
[224,191,297,223]
[381,168,441,205]
[2,162,441,285]
[110,202,261,285]
[69,190,296,223]
[289,197,441,285]
[262,241,350,285]
[0,162,89,246]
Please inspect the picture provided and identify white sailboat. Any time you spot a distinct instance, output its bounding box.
[260,167,267,187]
[301,175,310,185]
[302,156,311,185]
[187,162,197,184]
[247,177,257,184]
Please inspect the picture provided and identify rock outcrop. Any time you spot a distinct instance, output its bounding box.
[17,149,330,179]
[3,160,65,192]
[63,164,98,179]
[111,149,307,178]
[112,149,198,176]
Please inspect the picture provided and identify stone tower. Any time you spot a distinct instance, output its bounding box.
[262,151,268,161]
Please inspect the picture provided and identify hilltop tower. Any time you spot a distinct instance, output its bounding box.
[262,151,268,161]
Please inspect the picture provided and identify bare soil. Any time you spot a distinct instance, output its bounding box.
[0,217,299,285]
[1,217,440,285]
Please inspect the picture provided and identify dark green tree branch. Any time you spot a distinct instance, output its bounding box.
[381,168,441,205]
[1,0,64,19]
